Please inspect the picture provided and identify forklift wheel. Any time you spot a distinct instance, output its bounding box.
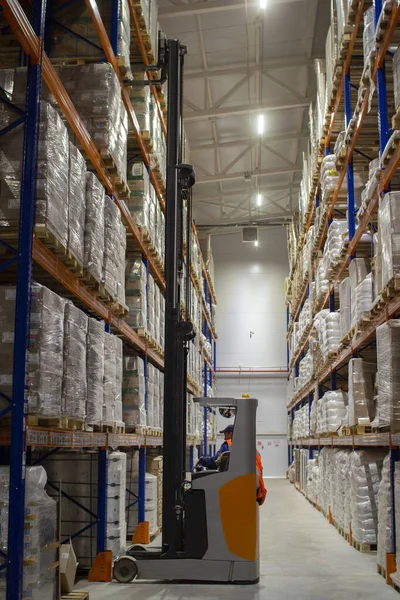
[113,555,138,583]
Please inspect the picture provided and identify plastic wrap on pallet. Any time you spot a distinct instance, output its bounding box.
[0,466,57,600]
[363,7,376,69]
[332,449,351,529]
[348,358,376,427]
[317,390,347,435]
[27,284,66,418]
[85,173,105,284]
[377,453,393,569]
[104,195,126,304]
[354,273,373,326]
[103,332,117,423]
[380,192,400,291]
[54,64,128,181]
[350,450,385,545]
[68,142,86,267]
[306,458,319,505]
[147,275,155,340]
[314,309,341,361]
[122,354,146,427]
[147,363,155,428]
[394,45,400,112]
[374,320,400,430]
[339,277,351,340]
[153,368,160,429]
[107,451,127,558]
[63,301,88,421]
[127,162,150,230]
[49,1,131,75]
[0,286,16,415]
[0,101,69,249]
[130,473,158,536]
[86,318,105,427]
[114,336,123,425]
[125,258,147,329]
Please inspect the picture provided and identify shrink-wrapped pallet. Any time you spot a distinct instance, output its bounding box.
[68,142,86,266]
[147,275,155,339]
[0,466,57,600]
[339,277,351,340]
[53,64,128,181]
[103,332,116,423]
[130,473,158,536]
[377,454,393,570]
[0,286,16,414]
[353,273,373,326]
[394,45,400,112]
[332,449,351,529]
[380,192,400,290]
[127,162,151,230]
[146,363,155,428]
[27,284,66,417]
[122,355,146,427]
[62,301,88,421]
[349,258,369,326]
[348,358,376,427]
[107,452,127,558]
[49,0,131,73]
[146,453,163,529]
[84,173,105,284]
[125,258,147,329]
[0,101,69,249]
[114,336,123,425]
[363,7,376,68]
[306,458,319,505]
[86,318,105,427]
[104,195,126,304]
[349,450,385,544]
[374,320,400,430]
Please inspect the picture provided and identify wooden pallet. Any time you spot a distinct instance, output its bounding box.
[27,415,85,431]
[344,424,372,436]
[61,592,89,600]
[99,421,125,434]
[351,539,377,553]
[381,276,400,300]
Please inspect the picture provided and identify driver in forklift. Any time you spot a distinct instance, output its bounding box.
[196,424,267,505]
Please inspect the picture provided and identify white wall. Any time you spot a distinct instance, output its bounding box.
[212,227,289,477]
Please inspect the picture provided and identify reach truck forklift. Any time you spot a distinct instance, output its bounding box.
[113,37,260,585]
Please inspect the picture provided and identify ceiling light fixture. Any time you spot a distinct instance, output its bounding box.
[260,0,267,8]
[257,114,264,135]
[254,241,259,247]
[257,193,262,206]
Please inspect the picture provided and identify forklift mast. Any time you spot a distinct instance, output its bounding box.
[162,39,195,557]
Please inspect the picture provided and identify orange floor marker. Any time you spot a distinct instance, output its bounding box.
[132,521,150,544]
[88,550,113,582]
[386,553,396,585]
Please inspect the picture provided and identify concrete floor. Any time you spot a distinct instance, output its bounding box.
[77,478,398,599]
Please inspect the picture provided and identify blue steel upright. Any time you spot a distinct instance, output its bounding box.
[6,2,47,599]
[374,0,390,157]
[97,449,108,554]
[344,71,356,242]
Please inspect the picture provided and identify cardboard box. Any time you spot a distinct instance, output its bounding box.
[60,542,78,594]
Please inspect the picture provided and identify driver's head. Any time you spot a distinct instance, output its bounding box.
[220,424,234,441]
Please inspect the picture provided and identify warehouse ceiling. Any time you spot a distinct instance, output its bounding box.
[159,0,330,228]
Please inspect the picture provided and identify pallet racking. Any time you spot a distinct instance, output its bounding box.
[0,2,217,598]
[286,0,400,586]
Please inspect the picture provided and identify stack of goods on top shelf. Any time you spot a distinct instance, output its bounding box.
[199,234,216,297]
[0,466,57,600]
[130,0,160,66]
[48,0,132,78]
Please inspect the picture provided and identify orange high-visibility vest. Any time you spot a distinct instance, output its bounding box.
[226,439,267,505]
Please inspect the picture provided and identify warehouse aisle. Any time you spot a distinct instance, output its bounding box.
[77,479,397,599]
